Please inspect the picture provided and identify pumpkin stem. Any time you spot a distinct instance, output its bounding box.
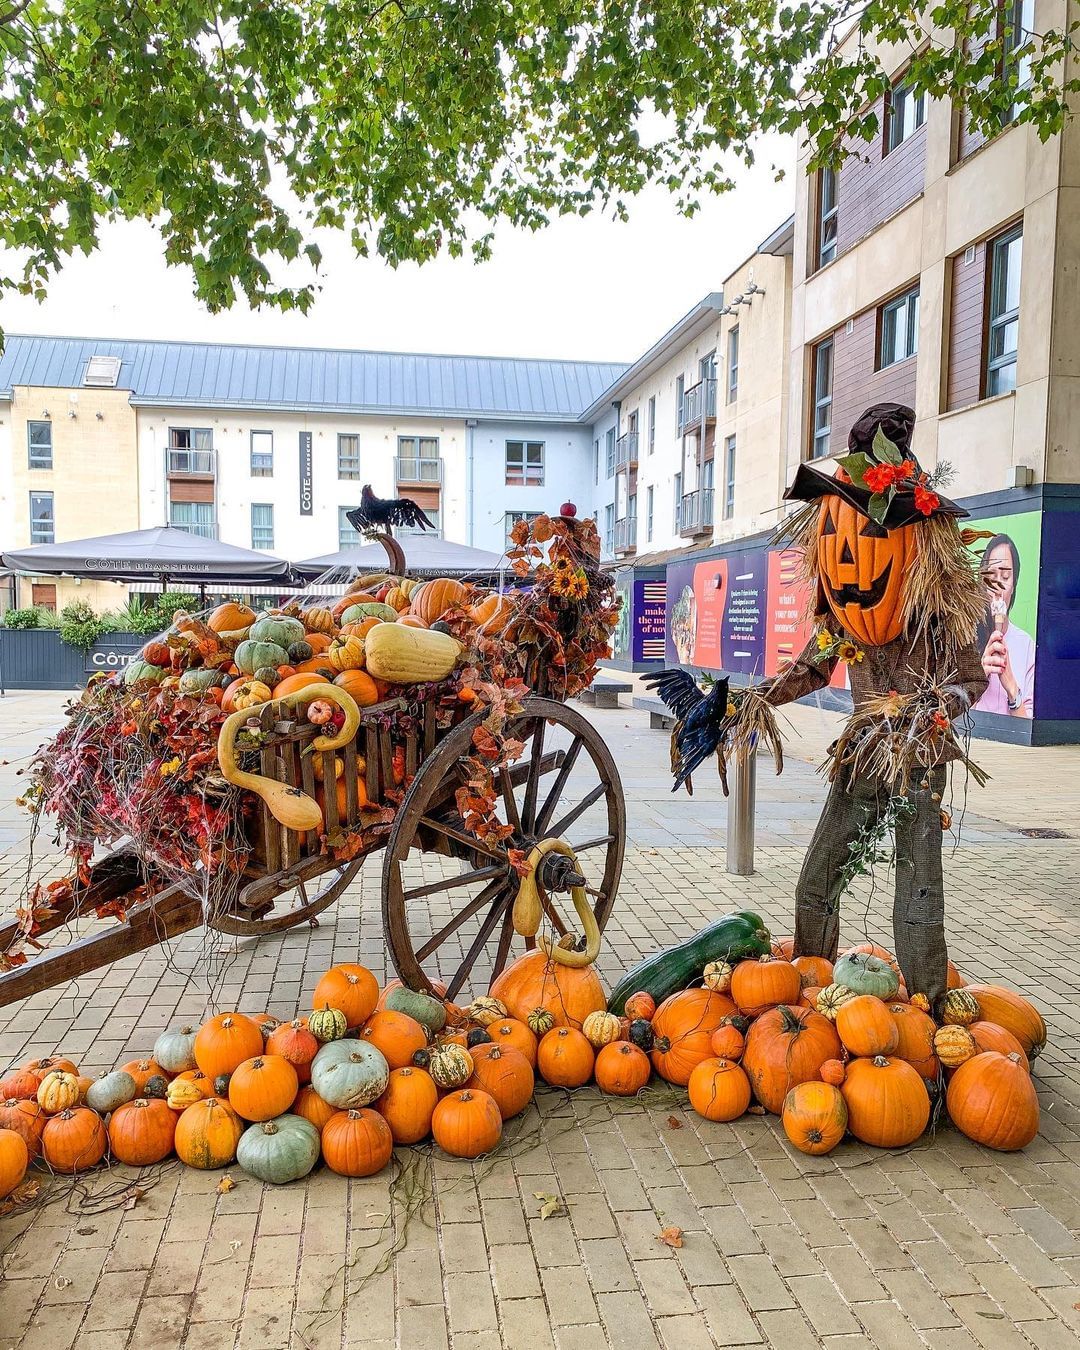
[262,1121,278,1135]
[777,1005,804,1033]
[872,1056,890,1067]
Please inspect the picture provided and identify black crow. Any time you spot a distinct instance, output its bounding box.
[346,484,435,535]
[641,669,731,794]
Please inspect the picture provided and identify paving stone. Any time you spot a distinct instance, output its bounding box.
[879,1267,962,1330]
[446,1270,499,1334]
[851,1301,929,1350]
[490,1242,543,1301]
[541,1261,600,1326]
[634,1256,696,1316]
[727,1253,796,1312]
[757,1308,830,1350]
[696,1284,764,1344]
[500,1296,557,1350]
[595,1290,661,1349]
[581,1237,639,1294]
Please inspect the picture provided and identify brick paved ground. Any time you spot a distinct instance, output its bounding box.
[1,687,1079,1349]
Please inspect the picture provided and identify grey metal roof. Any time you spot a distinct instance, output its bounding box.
[0,334,627,422]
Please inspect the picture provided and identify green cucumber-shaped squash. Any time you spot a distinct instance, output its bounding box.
[607,910,772,1015]
[385,986,447,1033]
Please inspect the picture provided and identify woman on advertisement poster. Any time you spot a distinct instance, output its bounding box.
[975,533,1035,717]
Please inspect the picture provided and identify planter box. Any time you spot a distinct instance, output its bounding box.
[0,629,145,690]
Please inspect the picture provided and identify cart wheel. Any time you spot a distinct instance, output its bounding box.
[210,860,363,937]
[383,695,624,1001]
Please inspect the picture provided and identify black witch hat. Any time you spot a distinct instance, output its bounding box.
[784,402,967,528]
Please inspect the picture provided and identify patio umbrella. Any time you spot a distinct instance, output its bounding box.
[1,526,298,586]
[293,535,511,582]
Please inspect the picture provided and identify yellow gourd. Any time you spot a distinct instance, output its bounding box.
[217,684,361,831]
[232,680,273,709]
[364,624,463,684]
[328,635,366,671]
[512,838,600,969]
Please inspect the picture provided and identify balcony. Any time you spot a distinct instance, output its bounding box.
[169,517,218,540]
[614,431,639,471]
[396,455,443,486]
[680,488,714,538]
[679,378,717,431]
[613,516,637,554]
[167,447,216,478]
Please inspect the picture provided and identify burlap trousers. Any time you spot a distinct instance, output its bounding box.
[793,764,949,1005]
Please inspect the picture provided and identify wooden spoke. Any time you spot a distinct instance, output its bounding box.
[419,815,506,862]
[415,875,506,961]
[548,782,607,840]
[567,834,616,854]
[404,863,505,903]
[446,890,512,1002]
[498,766,522,834]
[522,718,546,833]
[533,734,583,836]
[490,902,517,981]
[539,891,569,936]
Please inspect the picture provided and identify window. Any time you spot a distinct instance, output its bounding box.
[339,506,360,548]
[817,165,838,268]
[646,486,654,541]
[168,501,214,538]
[29,491,54,544]
[27,421,52,470]
[675,375,685,428]
[505,509,541,544]
[168,427,213,475]
[400,507,439,537]
[727,327,739,404]
[1005,0,1035,121]
[723,436,736,520]
[31,583,56,609]
[250,430,273,477]
[673,473,683,530]
[594,438,600,484]
[82,355,121,387]
[605,427,616,477]
[986,226,1022,397]
[647,397,656,454]
[398,435,440,482]
[505,439,544,486]
[885,78,925,154]
[251,503,274,550]
[604,504,615,554]
[811,338,834,460]
[628,492,637,525]
[880,287,920,368]
[338,433,361,480]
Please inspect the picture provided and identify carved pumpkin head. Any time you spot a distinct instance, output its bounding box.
[816,495,917,646]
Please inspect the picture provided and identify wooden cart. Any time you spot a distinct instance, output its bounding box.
[0,659,625,1009]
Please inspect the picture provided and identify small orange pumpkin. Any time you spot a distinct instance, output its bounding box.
[41,1107,108,1173]
[431,1088,502,1158]
[313,964,380,1028]
[108,1098,177,1165]
[375,1067,439,1144]
[537,1028,594,1088]
[322,1108,395,1176]
[594,1042,651,1097]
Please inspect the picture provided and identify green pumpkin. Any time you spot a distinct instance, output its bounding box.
[143,1074,169,1099]
[153,1025,198,1075]
[177,669,229,695]
[124,660,167,686]
[308,1006,348,1043]
[248,616,306,649]
[385,987,447,1033]
[832,953,900,1000]
[235,639,289,674]
[287,640,313,664]
[311,1040,389,1108]
[236,1113,320,1185]
[340,602,398,625]
[85,1070,138,1115]
[253,666,281,687]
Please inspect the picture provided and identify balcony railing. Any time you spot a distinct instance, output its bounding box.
[680,488,714,537]
[167,447,216,477]
[679,378,717,431]
[396,455,443,485]
[169,518,218,539]
[613,516,637,553]
[614,431,639,470]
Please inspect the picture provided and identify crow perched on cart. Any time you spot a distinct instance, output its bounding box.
[346,484,436,537]
[642,669,731,795]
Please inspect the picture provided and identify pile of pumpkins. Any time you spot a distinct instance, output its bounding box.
[122,574,513,712]
[0,944,1048,1200]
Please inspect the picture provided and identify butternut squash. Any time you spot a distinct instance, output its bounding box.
[364,624,462,684]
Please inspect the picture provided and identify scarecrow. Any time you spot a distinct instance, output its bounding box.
[758,403,988,1008]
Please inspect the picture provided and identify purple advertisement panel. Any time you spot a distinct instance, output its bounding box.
[1034,508,1080,721]
[665,549,768,676]
[633,578,667,663]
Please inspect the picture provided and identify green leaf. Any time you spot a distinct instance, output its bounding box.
[873,428,903,465]
[867,492,890,524]
[835,452,872,484]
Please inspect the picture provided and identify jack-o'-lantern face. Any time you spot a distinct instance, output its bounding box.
[816,495,917,646]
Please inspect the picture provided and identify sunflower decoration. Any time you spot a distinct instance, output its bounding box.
[550,563,589,600]
[813,627,865,666]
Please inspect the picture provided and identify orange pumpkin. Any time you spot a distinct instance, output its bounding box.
[782,1081,848,1155]
[835,996,900,1058]
[792,955,834,989]
[313,964,380,1028]
[466,1044,534,1119]
[360,1011,427,1070]
[333,669,381,707]
[709,1025,745,1061]
[470,593,513,634]
[771,937,795,960]
[816,492,918,647]
[171,1069,215,1103]
[410,577,467,624]
[969,1020,1028,1063]
[174,1097,245,1169]
[322,1108,395,1176]
[431,1088,502,1158]
[24,1056,79,1081]
[489,951,607,1030]
[397,615,429,629]
[194,1013,265,1080]
[0,1127,29,1198]
[305,632,333,653]
[819,1058,846,1086]
[594,1042,651,1096]
[730,956,802,1017]
[887,1003,938,1079]
[41,1107,108,1173]
[293,658,339,677]
[266,1020,319,1084]
[841,1055,930,1147]
[292,1085,338,1133]
[0,1098,46,1156]
[228,1055,299,1122]
[623,992,657,1022]
[0,1069,41,1101]
[742,1005,842,1113]
[208,602,256,635]
[962,985,1046,1060]
[272,672,330,699]
[108,1098,177,1165]
[537,1028,595,1088]
[375,1067,439,1144]
[947,1051,1039,1151]
[487,1018,539,1069]
[650,988,737,1086]
[688,1057,752,1122]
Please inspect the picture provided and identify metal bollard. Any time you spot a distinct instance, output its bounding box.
[726,749,757,876]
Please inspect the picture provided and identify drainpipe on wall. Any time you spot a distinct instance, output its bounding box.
[465,419,477,545]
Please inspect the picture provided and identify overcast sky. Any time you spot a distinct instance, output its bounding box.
[1,133,795,366]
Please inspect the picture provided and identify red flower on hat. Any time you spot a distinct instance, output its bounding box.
[863,463,900,492]
[914,473,940,516]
